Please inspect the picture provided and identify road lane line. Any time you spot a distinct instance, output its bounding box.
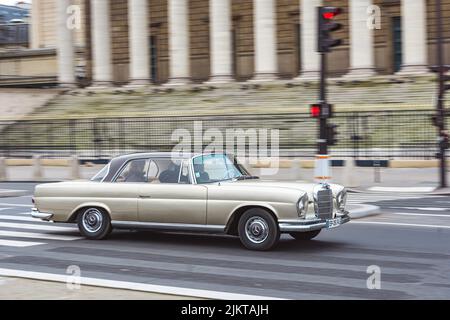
[388,212,450,218]
[351,221,450,229]
[0,268,283,300]
[0,230,82,241]
[0,222,77,232]
[0,215,39,222]
[0,239,44,247]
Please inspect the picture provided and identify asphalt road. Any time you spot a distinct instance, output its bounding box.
[0,183,450,299]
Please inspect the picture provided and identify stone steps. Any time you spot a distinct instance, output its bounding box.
[23,78,446,119]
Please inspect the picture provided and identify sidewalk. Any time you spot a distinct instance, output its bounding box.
[0,276,200,300]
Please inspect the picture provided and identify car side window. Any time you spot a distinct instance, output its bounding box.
[115,159,150,183]
[156,159,182,184]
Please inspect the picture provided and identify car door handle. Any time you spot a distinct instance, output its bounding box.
[139,195,152,199]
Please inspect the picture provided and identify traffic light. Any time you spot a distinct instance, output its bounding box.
[318,7,343,53]
[326,124,339,146]
[310,103,334,119]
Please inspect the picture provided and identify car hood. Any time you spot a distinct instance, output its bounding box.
[221,179,344,198]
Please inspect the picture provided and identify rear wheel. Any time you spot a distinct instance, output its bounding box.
[238,208,280,251]
[77,207,112,240]
[289,230,321,241]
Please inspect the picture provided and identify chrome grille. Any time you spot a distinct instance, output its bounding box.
[316,188,333,220]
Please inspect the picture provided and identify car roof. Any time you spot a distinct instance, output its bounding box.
[112,152,232,162]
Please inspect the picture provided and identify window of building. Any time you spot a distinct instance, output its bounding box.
[392,16,402,73]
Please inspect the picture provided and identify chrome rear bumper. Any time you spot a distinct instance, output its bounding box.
[31,208,53,221]
[279,215,350,232]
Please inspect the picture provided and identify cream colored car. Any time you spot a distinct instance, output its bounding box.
[31,152,349,250]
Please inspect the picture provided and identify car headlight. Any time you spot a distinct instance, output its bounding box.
[297,193,309,217]
[336,188,347,211]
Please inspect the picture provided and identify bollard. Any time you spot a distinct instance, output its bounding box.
[0,157,7,181]
[343,157,359,188]
[70,155,80,180]
[291,158,302,181]
[33,155,43,181]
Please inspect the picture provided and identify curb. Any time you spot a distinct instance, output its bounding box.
[0,268,282,300]
[347,204,380,219]
[0,189,29,198]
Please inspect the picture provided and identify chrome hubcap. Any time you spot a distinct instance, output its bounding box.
[245,216,269,244]
[82,208,103,233]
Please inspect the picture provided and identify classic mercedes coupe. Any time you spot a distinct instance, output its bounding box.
[31,152,349,250]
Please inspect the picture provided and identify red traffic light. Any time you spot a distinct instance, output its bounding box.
[310,104,321,118]
[322,8,341,20]
[323,12,336,19]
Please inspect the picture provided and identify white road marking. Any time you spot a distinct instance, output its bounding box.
[368,186,435,193]
[387,207,449,212]
[351,220,450,229]
[0,208,12,212]
[0,230,82,241]
[0,203,33,208]
[386,212,450,218]
[0,222,76,232]
[0,215,38,222]
[0,268,283,300]
[0,239,44,247]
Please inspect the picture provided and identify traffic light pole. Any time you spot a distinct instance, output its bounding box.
[436,0,447,188]
[318,52,328,155]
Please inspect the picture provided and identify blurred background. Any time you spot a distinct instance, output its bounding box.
[0,0,449,189]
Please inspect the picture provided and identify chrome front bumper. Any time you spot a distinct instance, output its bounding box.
[31,208,53,221]
[279,214,350,232]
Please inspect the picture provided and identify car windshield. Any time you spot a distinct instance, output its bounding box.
[192,154,252,183]
[91,164,110,182]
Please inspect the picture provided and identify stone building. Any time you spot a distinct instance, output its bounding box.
[29,0,450,87]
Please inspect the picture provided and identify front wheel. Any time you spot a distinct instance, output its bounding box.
[238,208,280,251]
[77,207,112,240]
[289,229,321,241]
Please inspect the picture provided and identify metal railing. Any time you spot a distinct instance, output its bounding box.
[0,110,446,160]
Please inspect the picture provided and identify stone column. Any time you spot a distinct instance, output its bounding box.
[57,0,76,87]
[128,0,151,85]
[30,0,41,49]
[90,0,113,86]
[397,0,429,75]
[208,0,233,83]
[167,0,190,85]
[296,0,322,81]
[252,0,277,81]
[345,0,376,78]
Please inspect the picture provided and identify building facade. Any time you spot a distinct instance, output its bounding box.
[31,0,450,87]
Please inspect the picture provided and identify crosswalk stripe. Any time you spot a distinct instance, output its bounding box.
[387,207,449,211]
[0,203,33,208]
[0,215,39,222]
[387,212,450,218]
[0,222,77,232]
[0,230,82,241]
[351,220,450,229]
[0,239,44,247]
